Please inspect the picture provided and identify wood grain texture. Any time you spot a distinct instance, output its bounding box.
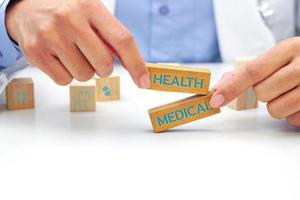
[146,63,211,94]
[95,76,120,101]
[6,78,35,110]
[69,81,96,112]
[149,92,221,133]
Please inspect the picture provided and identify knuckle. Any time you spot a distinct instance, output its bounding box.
[96,66,113,78]
[37,23,56,38]
[275,37,300,58]
[117,31,134,48]
[267,102,284,119]
[23,40,40,57]
[291,62,300,75]
[282,37,300,52]
[75,69,95,82]
[53,75,73,86]
[101,56,114,68]
[53,7,71,21]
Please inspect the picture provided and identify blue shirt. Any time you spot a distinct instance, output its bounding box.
[0,0,20,68]
[0,0,221,69]
[116,0,221,63]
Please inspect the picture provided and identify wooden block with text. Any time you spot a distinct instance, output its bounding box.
[228,57,258,110]
[95,76,120,101]
[149,92,221,133]
[6,78,35,110]
[69,80,96,112]
[146,63,211,94]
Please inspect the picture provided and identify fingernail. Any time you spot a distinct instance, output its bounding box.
[210,94,225,108]
[139,74,151,88]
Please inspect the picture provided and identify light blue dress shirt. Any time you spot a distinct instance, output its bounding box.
[0,0,221,68]
[115,0,221,63]
[0,0,25,93]
[0,0,20,68]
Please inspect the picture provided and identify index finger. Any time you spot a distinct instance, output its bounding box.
[210,39,295,108]
[89,2,150,88]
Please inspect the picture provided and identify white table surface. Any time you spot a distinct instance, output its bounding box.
[0,64,300,200]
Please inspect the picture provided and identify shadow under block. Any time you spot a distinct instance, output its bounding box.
[95,76,120,101]
[146,63,211,94]
[6,78,35,110]
[69,81,96,112]
[228,57,258,111]
[149,93,221,133]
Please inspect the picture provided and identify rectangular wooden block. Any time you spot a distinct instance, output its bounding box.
[69,80,96,112]
[146,63,211,94]
[227,57,258,111]
[228,87,258,110]
[149,92,221,133]
[95,76,120,101]
[6,78,35,110]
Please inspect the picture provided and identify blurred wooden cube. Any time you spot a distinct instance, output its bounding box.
[69,80,96,112]
[228,57,258,111]
[6,78,35,110]
[95,76,120,101]
[228,87,258,110]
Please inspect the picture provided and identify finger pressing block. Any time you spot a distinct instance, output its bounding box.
[149,92,221,133]
[146,63,211,94]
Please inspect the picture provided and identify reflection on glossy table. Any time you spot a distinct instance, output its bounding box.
[0,64,299,200]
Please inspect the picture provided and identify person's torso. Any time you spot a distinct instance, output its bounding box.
[115,0,221,63]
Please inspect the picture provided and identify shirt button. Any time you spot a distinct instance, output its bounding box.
[159,5,170,16]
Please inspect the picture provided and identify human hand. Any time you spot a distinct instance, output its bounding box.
[5,0,150,88]
[210,37,300,126]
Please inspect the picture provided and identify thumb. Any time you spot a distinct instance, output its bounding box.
[209,39,296,108]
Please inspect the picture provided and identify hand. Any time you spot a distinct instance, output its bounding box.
[5,0,150,88]
[210,37,300,126]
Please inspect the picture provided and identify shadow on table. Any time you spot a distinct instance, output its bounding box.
[143,120,300,135]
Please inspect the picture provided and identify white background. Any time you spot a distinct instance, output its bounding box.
[0,64,300,200]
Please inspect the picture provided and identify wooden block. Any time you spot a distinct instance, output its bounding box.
[69,80,96,112]
[146,63,211,94]
[227,57,258,111]
[95,76,120,101]
[149,92,221,133]
[6,78,35,110]
[228,87,258,110]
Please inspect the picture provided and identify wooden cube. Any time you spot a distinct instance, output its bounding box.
[95,76,120,101]
[6,78,35,110]
[69,80,96,112]
[146,63,211,95]
[227,57,258,111]
[228,87,258,110]
[149,92,221,133]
